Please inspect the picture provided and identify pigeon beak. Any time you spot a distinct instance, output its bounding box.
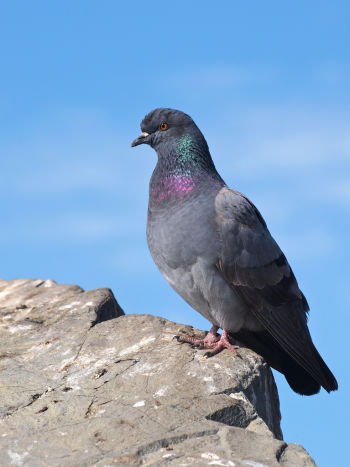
[131,132,150,147]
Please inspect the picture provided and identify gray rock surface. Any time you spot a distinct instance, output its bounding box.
[0,278,316,466]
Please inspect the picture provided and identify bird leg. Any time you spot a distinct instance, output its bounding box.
[177,326,238,357]
[177,325,220,347]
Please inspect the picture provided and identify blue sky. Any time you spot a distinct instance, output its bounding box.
[1,1,349,465]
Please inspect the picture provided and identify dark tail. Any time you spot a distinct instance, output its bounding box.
[230,329,338,396]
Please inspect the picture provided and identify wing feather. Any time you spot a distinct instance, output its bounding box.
[215,187,337,392]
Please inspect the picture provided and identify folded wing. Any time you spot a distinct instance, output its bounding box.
[215,187,337,394]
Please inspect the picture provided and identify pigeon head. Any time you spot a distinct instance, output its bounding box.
[131,108,223,189]
[131,108,207,154]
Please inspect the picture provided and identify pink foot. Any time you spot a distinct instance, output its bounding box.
[177,325,220,347]
[176,327,238,357]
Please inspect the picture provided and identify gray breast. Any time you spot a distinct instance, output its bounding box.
[147,193,215,318]
[147,192,217,268]
[146,193,257,332]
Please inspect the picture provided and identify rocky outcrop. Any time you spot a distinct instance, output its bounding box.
[0,279,315,466]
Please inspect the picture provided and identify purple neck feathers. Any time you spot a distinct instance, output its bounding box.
[149,133,224,205]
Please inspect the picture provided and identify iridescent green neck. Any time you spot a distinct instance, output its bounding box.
[177,134,197,164]
[167,133,217,175]
[150,133,224,205]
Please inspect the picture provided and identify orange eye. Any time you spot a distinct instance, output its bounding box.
[160,122,168,131]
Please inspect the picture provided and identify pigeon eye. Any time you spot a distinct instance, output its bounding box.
[160,122,168,131]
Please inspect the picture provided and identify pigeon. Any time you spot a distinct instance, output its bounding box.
[131,108,338,395]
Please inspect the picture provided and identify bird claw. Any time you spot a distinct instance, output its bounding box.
[174,335,199,350]
[175,327,238,357]
[175,325,219,348]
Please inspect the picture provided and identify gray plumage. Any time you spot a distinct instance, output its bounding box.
[131,108,338,395]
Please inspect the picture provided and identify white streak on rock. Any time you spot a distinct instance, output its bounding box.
[203,376,213,381]
[133,400,145,407]
[154,386,168,397]
[7,450,28,466]
[202,453,220,460]
[119,336,155,356]
[242,461,270,467]
[58,301,81,310]
[208,461,235,466]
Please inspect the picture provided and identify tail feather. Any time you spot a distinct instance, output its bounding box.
[230,329,338,396]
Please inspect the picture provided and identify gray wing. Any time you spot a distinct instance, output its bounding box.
[214,187,333,387]
[215,187,308,310]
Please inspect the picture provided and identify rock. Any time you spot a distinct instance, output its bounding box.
[0,279,315,466]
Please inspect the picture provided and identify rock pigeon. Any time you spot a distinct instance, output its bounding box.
[131,108,338,396]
